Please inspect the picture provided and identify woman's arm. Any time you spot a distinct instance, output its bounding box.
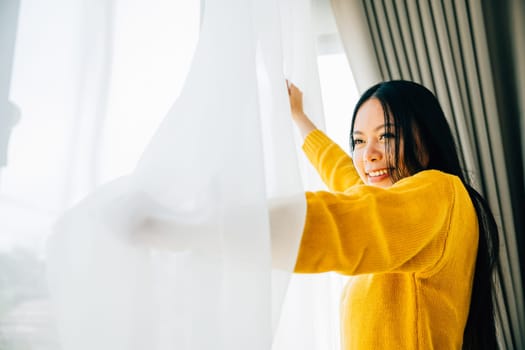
[288,81,361,191]
[287,81,317,139]
[102,190,306,269]
[269,193,307,270]
[101,191,215,253]
[294,171,474,276]
[128,215,215,253]
[302,130,363,191]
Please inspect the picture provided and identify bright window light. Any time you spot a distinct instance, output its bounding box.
[317,53,359,154]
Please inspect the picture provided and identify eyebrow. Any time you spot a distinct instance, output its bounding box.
[352,123,394,135]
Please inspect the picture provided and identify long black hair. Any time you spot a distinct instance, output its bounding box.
[350,80,500,349]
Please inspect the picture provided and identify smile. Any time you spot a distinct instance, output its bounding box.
[367,169,389,177]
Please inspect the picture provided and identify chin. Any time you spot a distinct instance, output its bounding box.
[367,181,393,188]
[366,175,394,188]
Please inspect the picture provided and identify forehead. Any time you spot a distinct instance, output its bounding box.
[353,98,390,132]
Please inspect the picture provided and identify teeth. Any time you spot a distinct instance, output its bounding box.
[368,169,388,177]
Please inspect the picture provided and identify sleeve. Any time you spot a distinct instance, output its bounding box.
[294,170,456,276]
[302,129,363,192]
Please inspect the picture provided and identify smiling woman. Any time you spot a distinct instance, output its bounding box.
[350,98,399,187]
[285,80,500,349]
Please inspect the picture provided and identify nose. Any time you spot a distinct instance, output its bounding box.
[363,141,383,162]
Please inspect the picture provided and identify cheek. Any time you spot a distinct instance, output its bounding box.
[351,150,359,168]
[352,151,366,177]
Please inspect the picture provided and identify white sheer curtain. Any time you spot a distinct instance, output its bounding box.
[0,0,352,348]
[47,0,310,348]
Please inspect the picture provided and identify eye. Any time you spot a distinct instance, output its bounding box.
[352,138,365,147]
[379,133,395,142]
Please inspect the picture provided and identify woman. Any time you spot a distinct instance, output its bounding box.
[286,80,499,349]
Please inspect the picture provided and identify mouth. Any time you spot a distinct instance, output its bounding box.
[367,168,389,177]
[366,168,391,183]
[366,169,388,177]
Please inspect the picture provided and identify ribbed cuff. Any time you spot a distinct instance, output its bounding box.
[302,129,333,157]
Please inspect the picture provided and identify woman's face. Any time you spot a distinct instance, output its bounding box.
[352,98,402,188]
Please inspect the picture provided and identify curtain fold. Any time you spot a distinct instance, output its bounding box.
[1,0,343,348]
[46,0,325,349]
[331,0,524,349]
[0,0,21,169]
[328,0,381,92]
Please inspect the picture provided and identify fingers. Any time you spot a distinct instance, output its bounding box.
[286,80,302,96]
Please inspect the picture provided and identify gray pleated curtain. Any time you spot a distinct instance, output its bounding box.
[330,0,525,349]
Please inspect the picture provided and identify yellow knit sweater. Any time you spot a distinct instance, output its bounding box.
[294,130,478,349]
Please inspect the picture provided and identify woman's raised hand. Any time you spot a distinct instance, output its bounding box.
[286,80,306,120]
[286,80,317,139]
